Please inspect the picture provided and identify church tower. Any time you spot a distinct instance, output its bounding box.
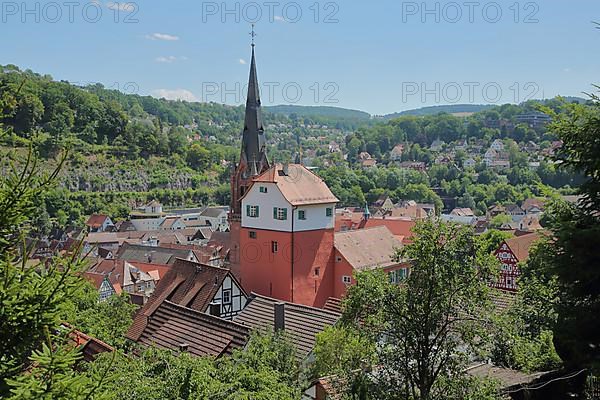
[230,43,270,219]
[230,29,338,307]
[229,30,270,272]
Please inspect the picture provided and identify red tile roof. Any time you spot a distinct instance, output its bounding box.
[334,226,403,271]
[250,164,339,206]
[127,259,246,342]
[128,261,171,280]
[362,218,415,243]
[334,210,365,232]
[504,232,541,262]
[82,271,106,290]
[85,214,109,229]
[61,323,114,363]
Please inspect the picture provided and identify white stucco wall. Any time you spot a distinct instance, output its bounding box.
[241,183,335,232]
[131,217,163,231]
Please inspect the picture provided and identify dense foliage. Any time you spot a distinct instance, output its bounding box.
[84,331,303,400]
[522,92,600,371]
[334,220,499,400]
[0,137,306,400]
[0,148,87,394]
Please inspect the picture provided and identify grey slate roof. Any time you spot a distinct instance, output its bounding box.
[116,242,193,265]
[200,207,227,218]
[129,300,249,358]
[234,293,341,359]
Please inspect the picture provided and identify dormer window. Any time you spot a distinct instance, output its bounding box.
[259,186,268,193]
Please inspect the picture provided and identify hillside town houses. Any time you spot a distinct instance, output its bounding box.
[22,45,564,387]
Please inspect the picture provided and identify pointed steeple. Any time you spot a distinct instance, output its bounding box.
[363,201,371,221]
[230,27,271,218]
[241,40,268,176]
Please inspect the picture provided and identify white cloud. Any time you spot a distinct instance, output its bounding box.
[106,2,135,12]
[274,15,286,22]
[239,58,247,65]
[155,56,187,63]
[152,89,198,102]
[563,68,572,73]
[155,56,177,63]
[145,33,180,41]
[154,56,188,64]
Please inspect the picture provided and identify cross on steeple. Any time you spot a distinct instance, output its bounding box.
[250,24,257,48]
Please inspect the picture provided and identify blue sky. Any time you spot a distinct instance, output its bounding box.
[2,0,599,115]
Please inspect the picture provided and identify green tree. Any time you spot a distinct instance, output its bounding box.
[527,95,600,370]
[477,229,511,254]
[342,220,498,400]
[61,282,138,349]
[5,328,109,400]
[187,143,211,170]
[88,331,302,400]
[168,126,188,155]
[489,213,511,229]
[312,326,376,379]
[0,148,98,395]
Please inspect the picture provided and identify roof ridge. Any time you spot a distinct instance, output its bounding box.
[162,300,250,331]
[335,225,390,234]
[172,257,230,272]
[249,292,341,317]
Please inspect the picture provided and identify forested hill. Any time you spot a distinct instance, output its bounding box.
[266,105,371,121]
[382,104,496,118]
[0,65,366,150]
[382,98,589,119]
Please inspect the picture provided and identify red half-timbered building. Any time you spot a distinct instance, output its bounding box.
[493,233,540,291]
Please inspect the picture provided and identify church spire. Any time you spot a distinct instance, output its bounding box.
[241,24,267,176]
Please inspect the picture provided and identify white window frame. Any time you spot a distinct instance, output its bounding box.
[276,208,287,220]
[222,289,232,304]
[248,205,259,218]
[342,275,352,285]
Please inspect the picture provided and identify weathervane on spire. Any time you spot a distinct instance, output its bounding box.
[250,24,256,48]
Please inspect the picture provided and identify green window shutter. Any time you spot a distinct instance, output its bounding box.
[246,205,251,217]
[283,208,288,220]
[273,207,277,219]
[256,205,259,217]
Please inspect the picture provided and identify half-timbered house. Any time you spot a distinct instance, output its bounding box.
[493,233,540,291]
[128,258,248,323]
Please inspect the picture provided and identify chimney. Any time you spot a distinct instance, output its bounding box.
[179,343,189,352]
[282,164,289,176]
[209,303,221,317]
[274,302,285,331]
